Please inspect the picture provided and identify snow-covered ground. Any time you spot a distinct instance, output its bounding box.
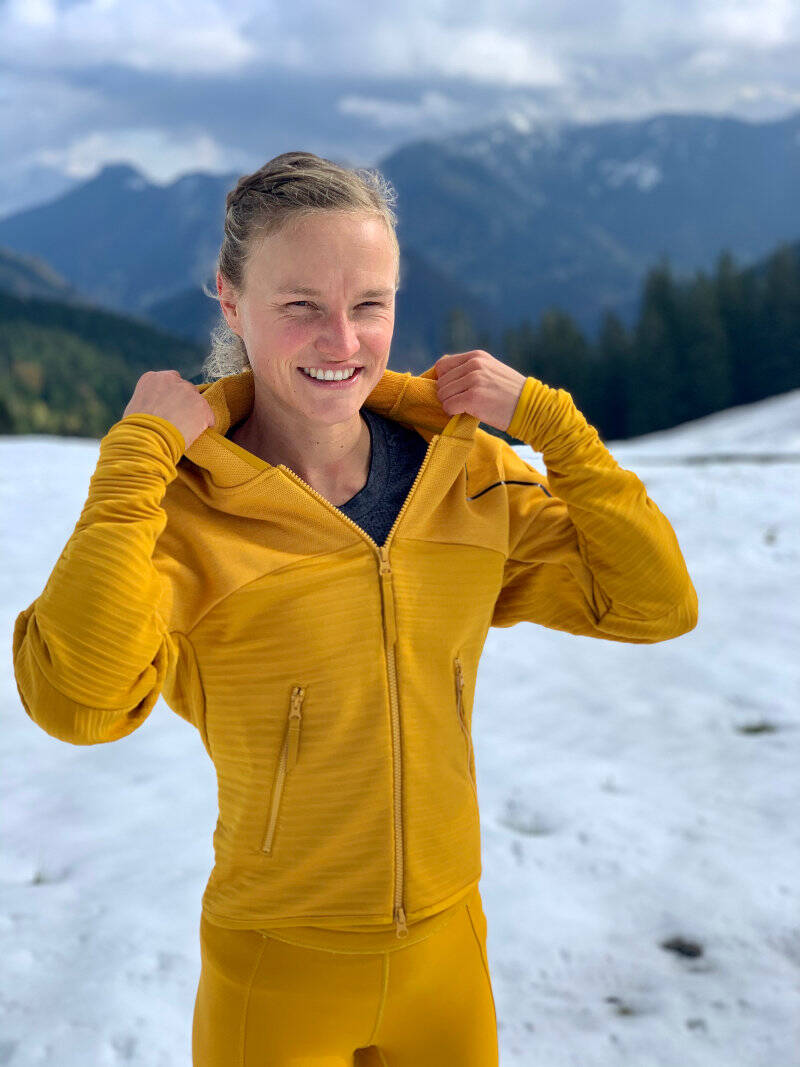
[2,390,798,1066]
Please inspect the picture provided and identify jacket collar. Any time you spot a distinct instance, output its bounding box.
[179,363,479,497]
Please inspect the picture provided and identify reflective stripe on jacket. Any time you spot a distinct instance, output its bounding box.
[12,365,699,938]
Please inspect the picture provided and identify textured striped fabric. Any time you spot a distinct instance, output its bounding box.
[12,364,698,944]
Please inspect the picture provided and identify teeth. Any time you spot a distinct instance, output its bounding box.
[302,366,358,381]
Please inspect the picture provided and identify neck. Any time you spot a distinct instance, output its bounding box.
[232,382,371,495]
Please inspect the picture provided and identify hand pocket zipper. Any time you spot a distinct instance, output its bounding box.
[261,685,305,854]
[454,655,478,800]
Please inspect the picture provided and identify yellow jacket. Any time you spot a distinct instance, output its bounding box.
[12,366,698,942]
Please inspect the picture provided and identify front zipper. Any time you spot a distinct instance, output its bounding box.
[379,545,406,936]
[276,434,438,938]
[261,685,305,854]
[454,655,478,802]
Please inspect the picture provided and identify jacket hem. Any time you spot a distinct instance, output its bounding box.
[200,873,482,932]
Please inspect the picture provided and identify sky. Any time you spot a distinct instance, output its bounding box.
[2,388,799,1064]
[2,0,800,216]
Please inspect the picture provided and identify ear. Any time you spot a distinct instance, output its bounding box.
[217,271,242,336]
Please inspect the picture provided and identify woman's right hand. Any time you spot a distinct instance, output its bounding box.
[123,370,216,450]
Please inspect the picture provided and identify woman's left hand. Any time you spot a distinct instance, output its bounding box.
[433,350,528,433]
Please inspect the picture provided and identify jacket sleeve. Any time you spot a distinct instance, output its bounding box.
[11,412,207,746]
[490,375,699,644]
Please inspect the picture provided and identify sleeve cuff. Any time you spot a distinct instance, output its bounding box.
[507,375,576,447]
[506,376,538,441]
[111,413,187,464]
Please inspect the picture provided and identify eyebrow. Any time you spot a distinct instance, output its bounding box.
[275,285,395,299]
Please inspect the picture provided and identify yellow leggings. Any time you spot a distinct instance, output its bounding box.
[192,891,499,1066]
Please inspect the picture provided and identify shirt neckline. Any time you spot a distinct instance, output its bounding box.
[338,406,389,514]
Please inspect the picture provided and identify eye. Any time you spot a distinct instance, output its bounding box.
[286,300,383,309]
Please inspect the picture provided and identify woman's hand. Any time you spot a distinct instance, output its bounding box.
[123,370,216,450]
[432,350,528,433]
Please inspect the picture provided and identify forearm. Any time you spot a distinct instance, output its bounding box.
[506,376,698,625]
[12,413,186,742]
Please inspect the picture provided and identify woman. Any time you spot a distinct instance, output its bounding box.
[12,151,698,1066]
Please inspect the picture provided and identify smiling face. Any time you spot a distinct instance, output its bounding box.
[218,209,399,430]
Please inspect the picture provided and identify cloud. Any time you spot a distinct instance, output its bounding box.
[0,0,257,75]
[1,0,792,85]
[698,0,799,49]
[31,126,252,183]
[3,0,800,91]
[337,91,465,129]
[2,0,800,206]
[266,17,566,87]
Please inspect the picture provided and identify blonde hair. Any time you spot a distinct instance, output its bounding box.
[200,151,401,382]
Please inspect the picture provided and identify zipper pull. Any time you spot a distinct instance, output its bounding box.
[395,905,408,939]
[378,547,397,646]
[286,686,304,771]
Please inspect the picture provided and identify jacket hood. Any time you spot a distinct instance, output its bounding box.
[179,363,480,503]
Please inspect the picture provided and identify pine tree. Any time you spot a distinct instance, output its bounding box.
[596,310,633,440]
[443,306,479,354]
[630,259,682,435]
[532,307,592,411]
[714,249,760,405]
[681,270,733,422]
[757,245,800,400]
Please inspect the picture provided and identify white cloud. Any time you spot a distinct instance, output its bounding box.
[11,0,57,29]
[32,126,251,183]
[737,84,800,104]
[249,14,567,87]
[337,91,464,129]
[698,0,798,49]
[0,0,257,75]
[2,0,800,196]
[2,0,800,93]
[685,49,732,74]
[425,26,564,87]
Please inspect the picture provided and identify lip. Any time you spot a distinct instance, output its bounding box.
[297,366,364,388]
[299,365,363,372]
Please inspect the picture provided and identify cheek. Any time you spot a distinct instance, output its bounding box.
[280,322,313,346]
[363,317,394,348]
[250,317,309,350]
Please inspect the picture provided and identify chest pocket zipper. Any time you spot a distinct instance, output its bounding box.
[261,685,305,854]
[454,655,477,800]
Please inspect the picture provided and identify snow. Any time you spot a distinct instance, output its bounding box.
[601,389,800,457]
[599,157,663,192]
[2,390,799,1065]
[123,176,148,194]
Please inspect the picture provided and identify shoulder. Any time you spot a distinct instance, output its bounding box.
[467,427,551,500]
[469,426,539,478]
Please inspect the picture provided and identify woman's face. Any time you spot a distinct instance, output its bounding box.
[219,210,398,428]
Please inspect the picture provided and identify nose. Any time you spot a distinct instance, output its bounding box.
[314,309,361,361]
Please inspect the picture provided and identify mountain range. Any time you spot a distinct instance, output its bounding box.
[1,110,799,357]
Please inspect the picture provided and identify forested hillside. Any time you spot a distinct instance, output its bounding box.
[447,242,800,443]
[2,240,798,443]
[0,290,204,437]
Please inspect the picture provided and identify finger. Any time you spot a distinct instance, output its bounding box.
[438,386,473,415]
[436,375,475,405]
[435,353,475,387]
[435,351,473,377]
[437,365,483,397]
